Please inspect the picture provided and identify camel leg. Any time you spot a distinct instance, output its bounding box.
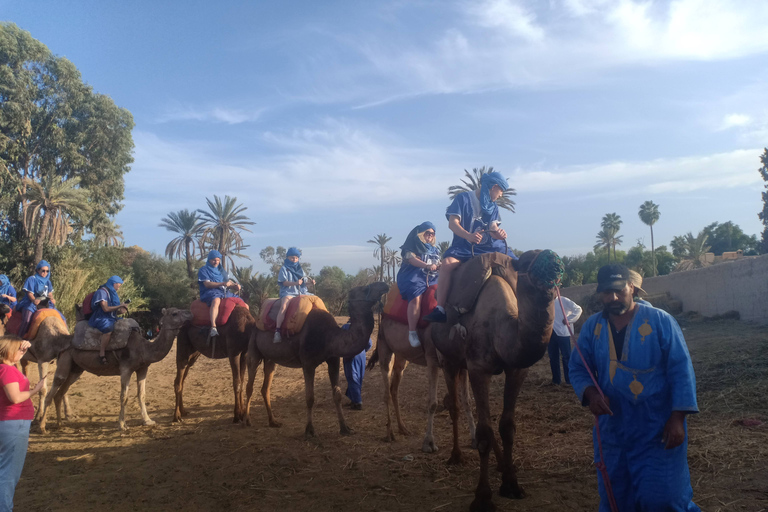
[390,354,410,436]
[34,360,48,422]
[303,365,317,438]
[498,368,528,500]
[53,370,82,428]
[442,363,464,465]
[173,351,200,422]
[39,351,74,434]
[228,354,243,423]
[136,366,155,426]
[377,340,397,442]
[458,369,478,448]
[328,357,352,436]
[260,360,280,428]
[118,367,133,431]
[421,356,439,453]
[238,352,247,423]
[468,370,495,512]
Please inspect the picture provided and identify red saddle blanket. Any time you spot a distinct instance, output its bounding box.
[5,308,68,340]
[381,283,438,329]
[190,297,249,327]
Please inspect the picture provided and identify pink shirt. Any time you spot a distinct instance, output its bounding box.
[0,364,34,421]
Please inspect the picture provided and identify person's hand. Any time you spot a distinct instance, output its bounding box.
[20,340,31,351]
[118,306,129,315]
[298,278,304,286]
[562,318,568,325]
[310,279,316,286]
[428,264,437,272]
[467,232,483,244]
[584,386,612,416]
[662,411,686,449]
[490,228,507,240]
[33,299,41,305]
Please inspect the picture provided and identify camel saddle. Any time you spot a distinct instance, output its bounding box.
[256,295,327,336]
[447,252,517,316]
[71,318,141,351]
[382,283,438,329]
[190,297,249,327]
[5,308,69,340]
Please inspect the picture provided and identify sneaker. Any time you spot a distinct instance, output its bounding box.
[273,331,282,343]
[408,331,421,348]
[350,403,362,411]
[423,306,447,323]
[210,327,219,337]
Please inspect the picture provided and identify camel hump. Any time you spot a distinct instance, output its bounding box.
[447,252,518,314]
[259,295,327,335]
[190,297,249,327]
[24,308,69,340]
[72,318,141,351]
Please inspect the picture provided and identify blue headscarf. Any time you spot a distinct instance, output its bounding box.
[479,172,509,222]
[283,247,305,281]
[199,250,225,283]
[32,260,53,293]
[400,221,436,258]
[0,275,10,296]
[100,275,123,308]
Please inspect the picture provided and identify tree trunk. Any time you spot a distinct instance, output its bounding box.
[380,249,385,282]
[33,209,52,264]
[650,225,656,276]
[185,239,194,278]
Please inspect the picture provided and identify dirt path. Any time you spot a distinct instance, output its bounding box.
[15,317,768,511]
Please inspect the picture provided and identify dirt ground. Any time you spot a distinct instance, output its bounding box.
[15,316,768,512]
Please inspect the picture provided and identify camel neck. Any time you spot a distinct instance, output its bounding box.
[143,326,180,364]
[340,305,375,359]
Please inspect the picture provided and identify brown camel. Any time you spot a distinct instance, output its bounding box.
[39,307,193,432]
[244,282,389,437]
[369,319,477,453]
[173,305,255,423]
[431,250,562,512]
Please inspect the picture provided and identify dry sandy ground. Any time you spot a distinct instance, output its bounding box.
[14,316,768,512]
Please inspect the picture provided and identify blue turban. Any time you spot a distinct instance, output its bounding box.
[101,275,123,307]
[199,250,225,283]
[283,248,304,280]
[0,275,10,297]
[286,247,301,258]
[400,221,436,258]
[207,250,223,262]
[479,171,508,222]
[32,260,53,291]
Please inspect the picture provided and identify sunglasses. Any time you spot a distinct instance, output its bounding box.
[39,269,50,274]
[423,232,435,237]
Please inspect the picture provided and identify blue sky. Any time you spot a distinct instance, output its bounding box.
[3,0,767,274]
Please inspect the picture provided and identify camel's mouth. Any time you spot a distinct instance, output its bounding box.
[526,250,564,290]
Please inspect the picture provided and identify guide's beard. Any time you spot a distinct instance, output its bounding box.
[604,301,628,316]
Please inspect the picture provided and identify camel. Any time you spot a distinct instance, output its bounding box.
[173,305,255,424]
[39,307,193,432]
[244,282,389,437]
[369,319,478,453]
[431,250,562,512]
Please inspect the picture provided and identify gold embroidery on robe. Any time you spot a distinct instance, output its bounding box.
[629,375,644,399]
[638,319,652,344]
[607,323,617,384]
[594,323,602,339]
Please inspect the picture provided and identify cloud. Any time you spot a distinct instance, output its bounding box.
[155,104,264,124]
[720,113,752,130]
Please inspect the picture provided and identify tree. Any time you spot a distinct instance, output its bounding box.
[0,23,134,261]
[315,266,352,315]
[89,216,124,248]
[758,149,768,253]
[594,227,622,258]
[599,213,623,260]
[674,231,711,272]
[259,246,287,276]
[702,221,759,255]
[385,247,401,283]
[159,209,204,278]
[438,241,450,257]
[638,201,660,275]
[367,233,392,281]
[197,195,255,270]
[24,175,90,264]
[448,166,516,213]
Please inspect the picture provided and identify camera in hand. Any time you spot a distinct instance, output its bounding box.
[124,298,132,305]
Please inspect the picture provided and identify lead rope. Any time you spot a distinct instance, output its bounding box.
[555,287,619,512]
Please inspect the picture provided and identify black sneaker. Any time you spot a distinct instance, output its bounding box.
[423,307,447,323]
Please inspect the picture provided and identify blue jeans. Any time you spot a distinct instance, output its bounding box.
[548,333,572,384]
[0,420,31,511]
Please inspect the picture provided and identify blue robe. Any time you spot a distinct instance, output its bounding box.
[88,288,119,333]
[0,283,16,308]
[198,263,234,305]
[569,304,700,512]
[16,275,53,313]
[341,323,372,405]
[396,246,440,302]
[443,191,505,261]
[278,265,309,298]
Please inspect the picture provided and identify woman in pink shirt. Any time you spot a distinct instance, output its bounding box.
[0,335,46,511]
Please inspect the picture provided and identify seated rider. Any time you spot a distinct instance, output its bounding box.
[424,171,509,323]
[89,276,130,365]
[198,250,241,337]
[395,222,440,348]
[273,247,315,343]
[0,274,17,310]
[15,260,57,336]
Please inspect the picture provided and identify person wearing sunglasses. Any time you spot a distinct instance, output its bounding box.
[14,260,57,338]
[396,222,441,347]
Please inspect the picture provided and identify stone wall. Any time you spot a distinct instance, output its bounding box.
[560,254,768,323]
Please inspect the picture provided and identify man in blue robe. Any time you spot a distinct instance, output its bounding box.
[0,275,17,309]
[340,322,372,410]
[569,264,700,512]
[424,171,509,323]
[89,276,130,365]
[198,250,240,337]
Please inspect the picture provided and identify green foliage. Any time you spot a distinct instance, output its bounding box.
[447,166,516,213]
[596,213,623,260]
[702,221,759,255]
[638,200,660,275]
[258,246,311,278]
[758,149,768,253]
[159,209,204,278]
[315,266,376,316]
[437,241,450,257]
[130,252,195,316]
[197,195,255,270]
[367,233,392,282]
[673,231,711,272]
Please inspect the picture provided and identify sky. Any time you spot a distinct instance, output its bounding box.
[3,0,767,275]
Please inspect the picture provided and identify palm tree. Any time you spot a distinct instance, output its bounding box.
[159,209,205,278]
[601,213,623,260]
[675,231,711,271]
[90,216,124,247]
[24,175,91,263]
[448,166,516,213]
[438,241,450,257]
[367,233,392,281]
[197,195,256,270]
[386,247,401,282]
[594,227,613,255]
[638,201,660,276]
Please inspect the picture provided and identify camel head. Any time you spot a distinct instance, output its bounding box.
[159,308,194,331]
[513,249,564,302]
[347,282,389,316]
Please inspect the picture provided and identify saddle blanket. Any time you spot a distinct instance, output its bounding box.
[447,252,517,316]
[382,283,437,329]
[71,318,141,351]
[5,308,69,340]
[190,297,249,327]
[256,295,327,336]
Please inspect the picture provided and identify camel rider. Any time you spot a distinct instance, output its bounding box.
[569,264,700,511]
[198,250,240,338]
[273,247,315,343]
[396,222,440,348]
[424,171,509,323]
[15,260,63,337]
[0,275,17,309]
[89,276,130,365]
